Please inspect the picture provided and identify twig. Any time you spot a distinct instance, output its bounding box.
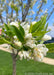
[46,8,54,22]
[0,14,3,23]
[34,0,44,20]
[22,0,31,22]
[10,0,14,22]
[21,0,23,21]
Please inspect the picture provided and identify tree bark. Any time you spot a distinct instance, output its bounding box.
[12,57,16,75]
[22,0,31,22]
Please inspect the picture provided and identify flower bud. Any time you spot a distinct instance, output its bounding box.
[42,35,52,41]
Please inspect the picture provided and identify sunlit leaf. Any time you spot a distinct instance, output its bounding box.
[10,25,25,42]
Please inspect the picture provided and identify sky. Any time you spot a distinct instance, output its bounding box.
[33,0,54,37]
[1,0,54,37]
[45,0,54,37]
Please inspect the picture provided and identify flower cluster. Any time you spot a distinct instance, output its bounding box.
[18,44,48,61]
[34,44,48,61]
[9,21,52,61]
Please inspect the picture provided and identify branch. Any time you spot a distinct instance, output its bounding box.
[15,45,23,58]
[21,0,23,20]
[5,1,9,23]
[11,49,15,58]
[46,8,54,22]
[22,0,31,22]
[15,50,19,58]
[10,0,14,22]
[35,0,44,20]
[0,14,3,23]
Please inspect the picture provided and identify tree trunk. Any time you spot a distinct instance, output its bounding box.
[12,57,16,75]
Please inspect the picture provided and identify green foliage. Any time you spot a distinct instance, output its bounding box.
[4,24,9,30]
[30,21,41,33]
[0,38,6,44]
[0,36,11,45]
[4,24,14,36]
[32,31,48,36]
[29,23,32,33]
[44,23,48,31]
[46,43,54,53]
[11,4,18,12]
[35,35,43,41]
[10,25,25,43]
[19,25,25,37]
[46,53,54,59]
[44,0,47,3]
[0,23,25,50]
[29,16,49,41]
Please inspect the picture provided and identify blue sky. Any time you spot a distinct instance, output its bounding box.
[33,0,54,37]
[2,0,54,37]
[44,0,54,37]
[33,0,54,26]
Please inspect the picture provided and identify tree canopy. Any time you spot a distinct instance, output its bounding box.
[0,0,54,25]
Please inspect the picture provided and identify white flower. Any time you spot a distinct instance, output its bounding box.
[27,25,30,30]
[25,33,32,39]
[43,48,48,56]
[21,23,30,31]
[36,44,45,47]
[18,51,31,60]
[36,44,48,54]
[18,52,23,60]
[32,21,36,25]
[25,30,29,34]
[24,25,30,31]
[14,36,17,39]
[25,40,36,48]
[23,51,29,59]
[34,52,44,62]
[10,22,19,27]
[33,44,48,61]
[20,22,30,35]
[20,22,26,26]
[15,41,22,47]
[42,35,52,41]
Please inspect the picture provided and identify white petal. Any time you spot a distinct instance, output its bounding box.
[42,35,52,41]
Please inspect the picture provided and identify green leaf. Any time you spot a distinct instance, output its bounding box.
[0,36,11,45]
[35,16,46,32]
[31,16,47,39]
[4,24,9,30]
[0,38,5,44]
[11,4,18,12]
[31,20,41,33]
[35,35,44,41]
[29,24,33,33]
[23,46,32,51]
[44,23,48,31]
[32,31,48,37]
[10,25,24,42]
[45,43,54,53]
[0,36,22,50]
[19,25,25,37]
[31,16,46,33]
[4,24,14,36]
[4,24,11,36]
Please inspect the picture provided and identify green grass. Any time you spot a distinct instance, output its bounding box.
[45,43,54,59]
[46,53,54,59]
[0,50,54,75]
[46,43,54,53]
